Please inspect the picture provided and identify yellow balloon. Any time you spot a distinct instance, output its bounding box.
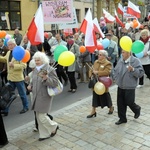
[94,82,106,95]
[120,36,132,52]
[58,51,75,66]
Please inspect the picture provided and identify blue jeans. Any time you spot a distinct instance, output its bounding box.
[4,81,29,112]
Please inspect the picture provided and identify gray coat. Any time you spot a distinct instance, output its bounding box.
[31,64,59,113]
[67,43,80,72]
[114,55,144,89]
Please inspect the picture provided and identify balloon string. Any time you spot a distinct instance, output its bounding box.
[86,62,93,70]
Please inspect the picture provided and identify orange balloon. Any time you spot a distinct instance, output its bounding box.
[79,46,86,53]
[133,21,138,28]
[22,50,31,63]
[0,30,7,38]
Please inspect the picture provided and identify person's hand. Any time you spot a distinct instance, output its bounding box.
[93,70,98,75]
[27,85,32,91]
[128,65,134,72]
[41,74,48,81]
[25,76,30,82]
[144,52,148,57]
[9,62,14,67]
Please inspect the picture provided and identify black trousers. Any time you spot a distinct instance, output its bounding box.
[0,112,8,145]
[139,64,150,85]
[67,71,77,89]
[56,64,68,83]
[117,87,140,122]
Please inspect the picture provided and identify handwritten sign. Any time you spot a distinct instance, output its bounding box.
[42,0,73,24]
[58,8,78,29]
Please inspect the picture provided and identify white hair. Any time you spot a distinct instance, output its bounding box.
[99,50,108,57]
[29,59,36,68]
[32,51,50,65]
[7,38,16,45]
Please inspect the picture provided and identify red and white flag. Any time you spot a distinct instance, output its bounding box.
[148,12,150,20]
[80,8,97,53]
[117,3,124,15]
[103,9,115,23]
[127,1,141,18]
[27,4,44,45]
[93,18,105,38]
[114,10,125,27]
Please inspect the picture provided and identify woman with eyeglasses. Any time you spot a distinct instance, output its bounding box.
[87,50,114,118]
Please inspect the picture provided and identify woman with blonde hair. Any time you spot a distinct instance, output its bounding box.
[137,29,150,88]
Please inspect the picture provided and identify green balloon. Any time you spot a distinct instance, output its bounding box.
[131,40,144,54]
[54,45,68,61]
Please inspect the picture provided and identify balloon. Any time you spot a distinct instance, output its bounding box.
[22,50,31,63]
[125,23,131,30]
[4,38,9,46]
[120,36,132,52]
[94,82,105,95]
[86,46,96,53]
[58,51,75,66]
[98,76,112,88]
[44,32,49,38]
[97,44,104,50]
[54,45,68,61]
[0,30,7,38]
[79,46,86,53]
[102,38,110,49]
[133,21,138,28]
[5,34,11,39]
[12,46,25,61]
[131,40,144,54]
[135,52,144,58]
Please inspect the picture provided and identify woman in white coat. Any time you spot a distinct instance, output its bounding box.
[27,51,59,141]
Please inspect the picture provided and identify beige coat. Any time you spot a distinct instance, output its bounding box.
[0,51,26,81]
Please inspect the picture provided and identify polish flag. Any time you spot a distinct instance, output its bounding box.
[127,1,141,18]
[114,10,125,27]
[93,18,105,38]
[117,3,124,15]
[103,9,115,23]
[27,4,44,45]
[80,8,97,53]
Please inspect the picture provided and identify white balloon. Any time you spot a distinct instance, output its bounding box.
[125,23,131,30]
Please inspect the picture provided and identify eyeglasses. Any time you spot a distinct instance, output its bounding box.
[98,54,103,56]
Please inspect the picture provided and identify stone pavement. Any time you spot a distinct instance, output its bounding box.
[2,78,150,150]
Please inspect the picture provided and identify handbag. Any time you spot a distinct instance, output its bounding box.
[88,74,98,88]
[0,83,17,110]
[47,77,63,96]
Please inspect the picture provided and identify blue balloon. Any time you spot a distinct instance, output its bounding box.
[102,38,110,49]
[12,46,25,61]
[4,38,9,46]
[135,52,144,58]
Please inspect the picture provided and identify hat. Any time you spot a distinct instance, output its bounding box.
[29,59,36,68]
[105,33,112,36]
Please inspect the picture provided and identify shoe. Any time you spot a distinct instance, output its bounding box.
[64,80,68,86]
[134,107,141,119]
[136,85,144,88]
[108,106,114,114]
[87,112,97,118]
[50,126,59,137]
[1,111,8,116]
[33,127,38,132]
[72,89,76,93]
[78,80,84,83]
[38,136,50,141]
[68,89,72,92]
[20,108,29,114]
[115,120,127,125]
[0,141,9,148]
[47,114,53,120]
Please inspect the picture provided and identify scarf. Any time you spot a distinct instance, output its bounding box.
[140,36,150,45]
[36,64,45,72]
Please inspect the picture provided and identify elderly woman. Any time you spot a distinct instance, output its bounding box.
[87,50,114,118]
[27,51,59,141]
[137,29,150,88]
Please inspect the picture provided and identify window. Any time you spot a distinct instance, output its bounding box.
[0,1,21,30]
[76,9,81,23]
